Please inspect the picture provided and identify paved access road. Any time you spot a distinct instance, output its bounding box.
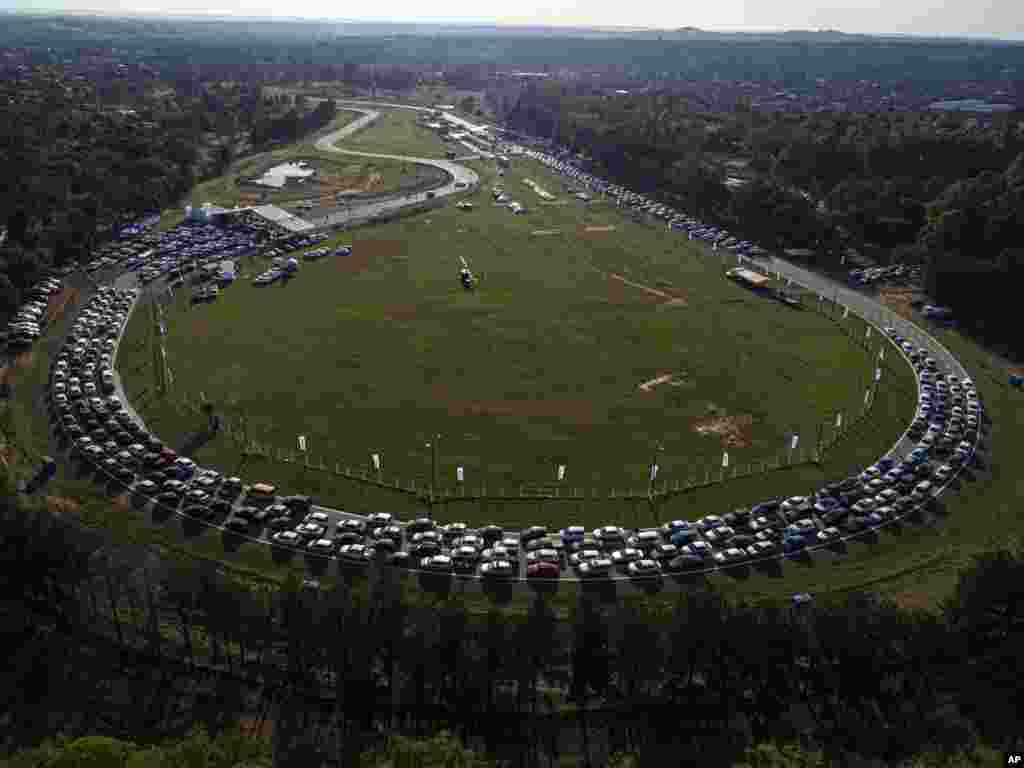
[305,102,480,230]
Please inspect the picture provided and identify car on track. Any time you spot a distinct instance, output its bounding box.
[627,559,661,577]
[420,555,454,572]
[526,561,560,578]
[481,559,517,578]
[338,543,373,563]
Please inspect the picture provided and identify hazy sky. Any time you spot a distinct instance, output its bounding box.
[8,0,1024,40]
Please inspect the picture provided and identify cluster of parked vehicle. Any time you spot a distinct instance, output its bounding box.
[521,147,767,258]
[4,277,63,349]
[848,264,923,288]
[137,223,261,286]
[254,236,349,284]
[84,233,159,275]
[37,137,984,582]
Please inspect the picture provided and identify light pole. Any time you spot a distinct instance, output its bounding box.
[648,443,663,527]
[426,434,440,507]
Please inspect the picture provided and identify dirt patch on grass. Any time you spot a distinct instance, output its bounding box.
[0,349,34,390]
[450,399,595,425]
[578,225,618,240]
[383,304,419,322]
[532,230,561,236]
[323,172,384,198]
[583,225,617,233]
[605,273,688,307]
[692,412,754,449]
[434,384,595,425]
[335,240,403,273]
[46,496,82,516]
[190,318,212,339]
[891,591,940,613]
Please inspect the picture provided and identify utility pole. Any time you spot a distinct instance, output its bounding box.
[648,443,663,527]
[426,434,440,508]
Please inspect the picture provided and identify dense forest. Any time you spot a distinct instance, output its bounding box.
[2,473,1022,767]
[0,62,337,322]
[505,83,1024,356]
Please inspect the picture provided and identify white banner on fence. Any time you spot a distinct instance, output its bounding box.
[835,412,843,429]
[557,464,566,481]
[457,466,464,483]
[371,453,380,471]
[791,434,799,450]
[843,306,850,319]
[879,347,885,360]
[875,367,882,382]
[722,451,729,468]
[865,389,871,405]
[298,435,307,452]
[650,463,659,481]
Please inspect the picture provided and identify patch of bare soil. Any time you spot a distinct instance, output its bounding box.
[383,304,419,322]
[190,319,212,339]
[0,445,16,467]
[692,412,754,449]
[433,384,595,425]
[46,496,82,516]
[325,172,384,198]
[1,348,36,388]
[583,225,617,233]
[335,240,403,273]
[891,591,940,613]
[605,273,688,307]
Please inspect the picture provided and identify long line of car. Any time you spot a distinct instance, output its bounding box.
[40,139,984,585]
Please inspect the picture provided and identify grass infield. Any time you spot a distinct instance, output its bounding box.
[118,155,914,534]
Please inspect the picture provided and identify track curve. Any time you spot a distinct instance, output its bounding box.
[72,110,985,592]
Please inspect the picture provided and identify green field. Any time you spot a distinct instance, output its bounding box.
[12,122,1022,611]
[335,106,454,159]
[117,155,915,532]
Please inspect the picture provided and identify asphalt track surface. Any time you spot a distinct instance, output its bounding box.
[75,116,983,593]
[304,102,481,231]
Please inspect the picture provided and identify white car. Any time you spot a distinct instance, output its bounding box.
[294,522,326,538]
[307,538,335,554]
[816,527,841,542]
[704,526,735,544]
[592,525,626,544]
[272,531,301,547]
[570,549,601,567]
[712,548,747,565]
[480,560,516,578]
[610,548,643,566]
[911,481,934,501]
[747,541,776,558]
[420,555,453,572]
[627,559,662,577]
[304,511,330,525]
[933,464,955,483]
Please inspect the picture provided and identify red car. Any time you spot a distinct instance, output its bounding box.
[160,447,178,463]
[526,561,560,579]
